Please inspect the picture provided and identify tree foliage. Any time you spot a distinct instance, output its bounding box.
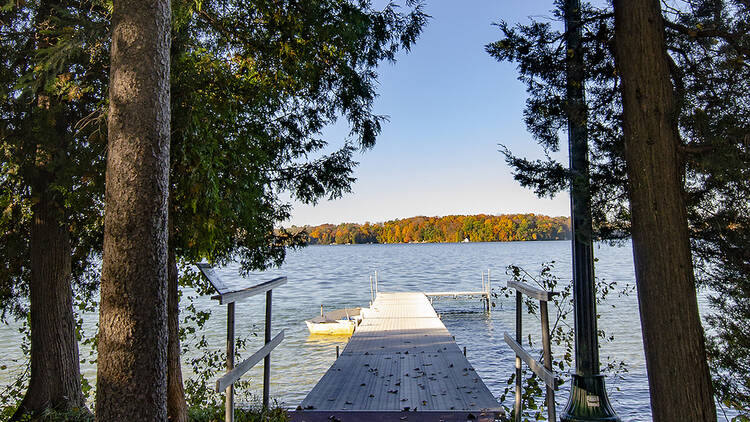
[169,0,428,273]
[1,0,109,417]
[488,0,749,414]
[0,0,109,320]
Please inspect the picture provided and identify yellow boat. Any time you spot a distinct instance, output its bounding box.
[305,307,362,336]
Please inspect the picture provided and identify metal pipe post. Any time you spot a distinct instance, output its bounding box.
[226,302,235,422]
[263,290,272,408]
[560,0,619,419]
[540,300,556,422]
[514,290,522,422]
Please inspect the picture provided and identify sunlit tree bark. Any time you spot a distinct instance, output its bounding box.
[95,0,171,419]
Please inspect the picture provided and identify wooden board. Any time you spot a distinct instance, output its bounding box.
[300,292,501,414]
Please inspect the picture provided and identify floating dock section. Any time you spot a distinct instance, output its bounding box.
[294,292,502,421]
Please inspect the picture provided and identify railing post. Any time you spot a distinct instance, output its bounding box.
[540,300,556,422]
[263,290,272,408]
[514,290,522,422]
[487,269,492,313]
[375,270,379,294]
[226,302,235,422]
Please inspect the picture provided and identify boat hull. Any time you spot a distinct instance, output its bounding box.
[305,320,356,336]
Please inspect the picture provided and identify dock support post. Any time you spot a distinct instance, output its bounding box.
[463,346,467,356]
[370,275,374,303]
[487,269,492,313]
[336,345,340,358]
[263,290,272,408]
[514,290,522,422]
[226,302,235,422]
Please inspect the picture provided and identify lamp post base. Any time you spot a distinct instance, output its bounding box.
[560,374,620,421]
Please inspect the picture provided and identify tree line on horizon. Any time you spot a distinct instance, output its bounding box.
[298,213,572,245]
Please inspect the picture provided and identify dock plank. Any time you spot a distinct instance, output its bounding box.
[299,292,501,416]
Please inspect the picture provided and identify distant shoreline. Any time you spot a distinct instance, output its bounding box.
[289,213,572,245]
[309,238,569,245]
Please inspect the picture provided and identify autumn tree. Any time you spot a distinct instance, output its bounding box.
[95,0,171,420]
[303,214,571,244]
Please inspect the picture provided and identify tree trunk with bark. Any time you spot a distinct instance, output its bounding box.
[95,0,172,419]
[167,222,188,422]
[11,2,86,417]
[613,1,717,420]
[11,188,84,420]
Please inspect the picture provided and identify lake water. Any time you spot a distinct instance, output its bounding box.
[0,240,733,420]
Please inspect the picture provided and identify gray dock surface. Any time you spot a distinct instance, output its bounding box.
[296,292,501,420]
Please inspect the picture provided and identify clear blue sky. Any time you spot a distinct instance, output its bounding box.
[287,1,570,227]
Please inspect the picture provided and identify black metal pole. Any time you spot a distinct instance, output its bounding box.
[560,0,619,420]
[226,302,235,422]
[263,290,272,408]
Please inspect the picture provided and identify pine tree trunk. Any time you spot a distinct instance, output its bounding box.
[613,1,717,420]
[167,235,188,422]
[95,0,171,419]
[11,189,84,420]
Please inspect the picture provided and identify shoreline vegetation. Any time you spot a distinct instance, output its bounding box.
[291,213,572,245]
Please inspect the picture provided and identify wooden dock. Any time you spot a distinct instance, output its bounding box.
[293,292,502,422]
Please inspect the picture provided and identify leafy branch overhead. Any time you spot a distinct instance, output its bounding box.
[169,0,429,273]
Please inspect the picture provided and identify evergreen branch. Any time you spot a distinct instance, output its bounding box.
[663,19,750,59]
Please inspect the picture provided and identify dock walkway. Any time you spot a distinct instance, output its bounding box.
[295,292,501,421]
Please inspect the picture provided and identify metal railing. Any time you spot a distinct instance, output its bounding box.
[504,279,558,422]
[197,264,286,422]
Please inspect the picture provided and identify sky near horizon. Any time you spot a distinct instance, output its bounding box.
[286,1,570,227]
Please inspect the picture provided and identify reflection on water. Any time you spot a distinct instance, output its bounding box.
[0,241,729,420]
[305,334,353,345]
